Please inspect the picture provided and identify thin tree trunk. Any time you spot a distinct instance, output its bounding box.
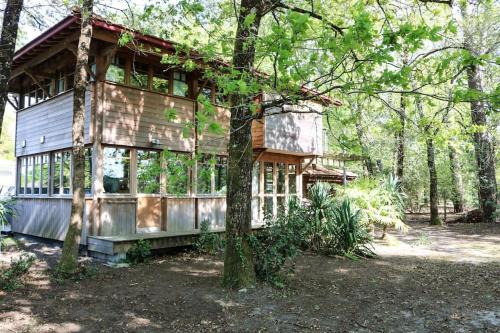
[353,103,375,176]
[223,0,262,288]
[426,137,441,225]
[448,143,465,213]
[466,64,497,223]
[395,94,405,181]
[58,1,94,275]
[0,0,23,138]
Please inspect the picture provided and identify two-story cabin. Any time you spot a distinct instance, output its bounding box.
[8,14,336,258]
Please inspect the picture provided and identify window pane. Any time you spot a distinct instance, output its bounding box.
[19,158,26,194]
[53,152,62,194]
[252,197,260,221]
[165,152,189,195]
[28,90,36,106]
[84,148,93,195]
[277,163,285,194]
[26,157,33,194]
[137,150,161,194]
[33,155,41,194]
[152,67,169,93]
[264,162,273,194]
[198,81,212,101]
[264,196,273,217]
[41,154,49,194]
[173,71,188,97]
[214,156,227,194]
[130,62,149,89]
[252,162,260,195]
[288,164,297,194]
[56,75,65,94]
[103,147,130,194]
[62,151,72,194]
[106,56,126,84]
[197,155,212,194]
[277,196,286,212]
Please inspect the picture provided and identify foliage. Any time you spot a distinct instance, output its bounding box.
[307,182,335,251]
[0,253,36,292]
[52,261,99,283]
[194,220,225,255]
[0,196,16,229]
[250,197,308,287]
[126,239,152,264]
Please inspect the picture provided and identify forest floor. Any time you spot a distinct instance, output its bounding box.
[0,214,499,332]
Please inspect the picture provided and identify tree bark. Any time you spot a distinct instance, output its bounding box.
[395,94,405,181]
[0,0,23,138]
[448,143,465,213]
[353,104,375,176]
[223,0,262,288]
[466,64,497,223]
[58,1,94,275]
[426,137,442,225]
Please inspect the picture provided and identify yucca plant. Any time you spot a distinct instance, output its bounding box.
[306,182,335,250]
[0,196,16,231]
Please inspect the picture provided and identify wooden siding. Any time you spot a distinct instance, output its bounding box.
[198,197,226,229]
[198,105,230,154]
[11,198,92,245]
[136,197,162,232]
[102,83,195,151]
[252,119,265,148]
[163,197,195,233]
[16,88,92,156]
[99,198,136,236]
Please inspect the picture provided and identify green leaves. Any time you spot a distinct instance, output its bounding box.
[164,108,178,122]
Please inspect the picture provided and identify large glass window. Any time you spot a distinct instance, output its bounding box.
[130,62,149,89]
[84,148,93,195]
[106,55,126,84]
[252,162,260,196]
[214,156,227,194]
[264,162,274,194]
[19,158,26,194]
[41,154,49,194]
[26,157,33,194]
[197,154,212,194]
[288,164,297,194]
[277,163,285,194]
[264,196,273,217]
[165,152,189,195]
[152,67,169,94]
[173,71,188,97]
[62,151,72,194]
[53,152,62,194]
[103,147,130,194]
[56,73,65,94]
[33,155,41,194]
[137,149,161,194]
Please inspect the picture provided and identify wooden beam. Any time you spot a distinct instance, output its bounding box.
[6,96,18,110]
[10,31,80,79]
[301,157,316,174]
[25,70,50,98]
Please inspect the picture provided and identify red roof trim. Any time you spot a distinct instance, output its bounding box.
[13,15,79,62]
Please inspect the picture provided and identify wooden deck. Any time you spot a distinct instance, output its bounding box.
[87,229,225,257]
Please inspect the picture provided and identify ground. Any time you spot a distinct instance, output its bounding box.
[0,215,499,332]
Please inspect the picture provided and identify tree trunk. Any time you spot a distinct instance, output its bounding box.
[466,64,497,223]
[353,104,375,176]
[0,0,23,138]
[58,1,94,275]
[426,137,442,225]
[395,94,405,182]
[448,143,465,213]
[223,0,262,288]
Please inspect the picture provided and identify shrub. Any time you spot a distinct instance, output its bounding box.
[250,197,308,287]
[194,220,225,255]
[0,253,36,291]
[126,239,152,264]
[0,196,16,229]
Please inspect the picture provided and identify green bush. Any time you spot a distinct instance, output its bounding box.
[0,196,16,229]
[194,220,225,255]
[126,239,152,264]
[0,253,36,291]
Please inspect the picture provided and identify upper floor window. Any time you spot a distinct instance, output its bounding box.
[131,62,149,89]
[152,67,169,94]
[103,147,130,194]
[198,81,213,101]
[55,72,65,95]
[106,55,126,84]
[173,71,188,97]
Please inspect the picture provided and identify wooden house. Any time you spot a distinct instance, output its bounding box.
[8,14,338,258]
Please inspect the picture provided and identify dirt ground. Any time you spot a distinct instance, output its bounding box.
[0,215,499,332]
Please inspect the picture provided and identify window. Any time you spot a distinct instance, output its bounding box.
[106,55,126,84]
[152,67,169,94]
[103,147,130,194]
[197,154,213,194]
[19,158,26,194]
[41,154,49,194]
[252,162,260,196]
[288,164,297,194]
[56,73,65,94]
[264,162,273,194]
[165,152,189,195]
[137,150,161,194]
[53,152,62,194]
[33,155,41,194]
[173,71,188,97]
[26,157,33,194]
[28,89,36,107]
[198,81,212,101]
[277,163,285,194]
[84,148,92,195]
[214,156,227,193]
[131,62,149,89]
[264,196,273,216]
[62,151,72,194]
